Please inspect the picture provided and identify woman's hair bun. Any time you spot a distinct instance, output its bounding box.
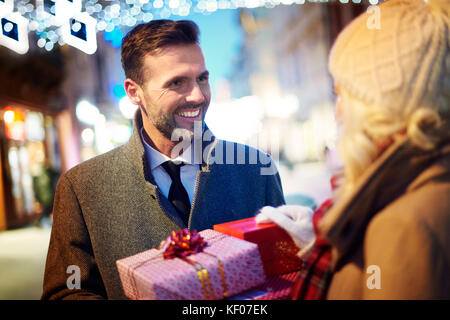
[407,107,442,150]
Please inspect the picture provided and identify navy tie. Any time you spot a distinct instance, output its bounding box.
[161,161,191,226]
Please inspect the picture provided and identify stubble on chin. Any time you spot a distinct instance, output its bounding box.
[152,112,176,140]
[146,101,207,141]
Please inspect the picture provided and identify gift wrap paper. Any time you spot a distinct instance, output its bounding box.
[116,229,266,300]
[230,271,300,300]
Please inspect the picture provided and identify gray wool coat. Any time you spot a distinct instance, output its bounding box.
[41,112,285,300]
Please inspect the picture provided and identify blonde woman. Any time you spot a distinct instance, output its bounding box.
[258,0,450,299]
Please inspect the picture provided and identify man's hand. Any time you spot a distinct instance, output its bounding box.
[255,205,315,253]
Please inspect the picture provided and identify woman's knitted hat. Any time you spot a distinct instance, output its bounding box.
[329,0,450,115]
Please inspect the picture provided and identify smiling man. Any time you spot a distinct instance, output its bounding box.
[41,20,285,300]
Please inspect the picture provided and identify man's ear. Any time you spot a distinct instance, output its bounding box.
[124,78,142,106]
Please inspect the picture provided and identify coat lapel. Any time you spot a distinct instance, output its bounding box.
[187,136,218,230]
[124,110,223,230]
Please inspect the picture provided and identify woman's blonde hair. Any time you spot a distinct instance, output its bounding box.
[327,0,450,198]
[336,88,447,199]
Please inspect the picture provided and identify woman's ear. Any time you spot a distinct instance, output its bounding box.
[375,136,395,152]
[124,79,142,106]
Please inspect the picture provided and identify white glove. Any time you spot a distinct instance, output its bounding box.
[255,205,316,257]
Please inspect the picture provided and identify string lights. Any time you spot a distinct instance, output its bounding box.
[0,0,366,55]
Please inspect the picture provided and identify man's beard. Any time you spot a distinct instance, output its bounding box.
[149,102,207,140]
[152,111,177,139]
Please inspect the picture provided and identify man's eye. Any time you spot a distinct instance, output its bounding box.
[197,75,209,84]
[169,79,183,88]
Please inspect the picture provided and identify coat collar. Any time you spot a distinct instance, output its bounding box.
[319,127,450,271]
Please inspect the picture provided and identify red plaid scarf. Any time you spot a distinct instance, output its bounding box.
[289,173,342,300]
[289,198,334,300]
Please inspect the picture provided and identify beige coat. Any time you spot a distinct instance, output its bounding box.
[319,135,450,299]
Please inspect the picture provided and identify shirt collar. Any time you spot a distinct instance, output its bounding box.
[140,128,200,170]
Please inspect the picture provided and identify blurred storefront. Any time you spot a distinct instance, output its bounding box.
[0,23,135,229]
[227,2,368,165]
[0,106,61,230]
[0,43,64,230]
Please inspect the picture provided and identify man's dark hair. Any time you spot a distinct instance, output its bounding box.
[121,19,200,85]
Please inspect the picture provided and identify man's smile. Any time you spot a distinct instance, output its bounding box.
[175,107,201,118]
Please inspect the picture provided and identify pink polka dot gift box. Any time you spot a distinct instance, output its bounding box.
[116,229,266,300]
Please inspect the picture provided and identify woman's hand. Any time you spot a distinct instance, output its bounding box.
[255,205,316,255]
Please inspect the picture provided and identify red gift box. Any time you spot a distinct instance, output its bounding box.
[214,217,303,277]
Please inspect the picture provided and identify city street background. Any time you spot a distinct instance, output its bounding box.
[0,0,374,299]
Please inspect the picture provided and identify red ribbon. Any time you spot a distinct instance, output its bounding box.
[162,228,207,259]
